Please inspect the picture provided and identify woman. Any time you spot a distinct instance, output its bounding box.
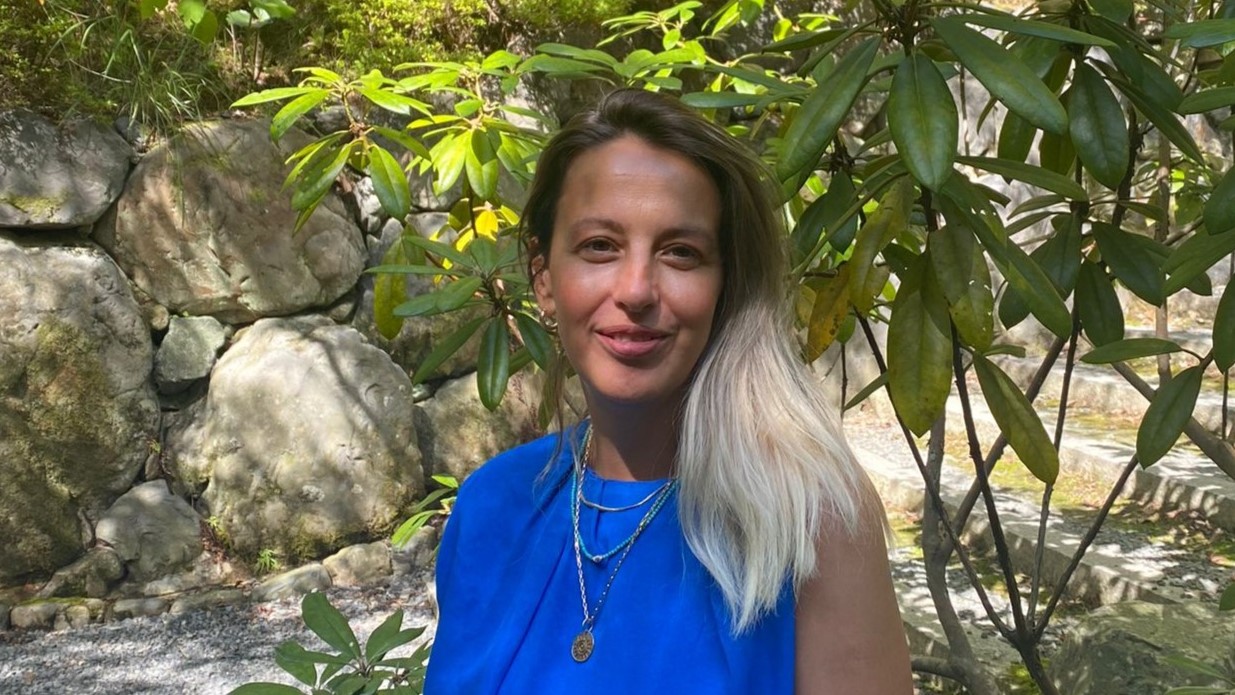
[425,89,912,694]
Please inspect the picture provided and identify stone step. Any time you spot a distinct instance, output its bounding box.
[992,354,1234,437]
[941,390,1235,538]
[847,417,1229,611]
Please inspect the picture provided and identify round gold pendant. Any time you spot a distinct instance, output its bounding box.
[571,630,594,662]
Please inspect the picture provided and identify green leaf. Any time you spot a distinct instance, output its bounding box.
[434,275,484,313]
[1068,63,1128,190]
[889,52,957,191]
[1214,283,1235,372]
[959,14,1115,47]
[301,592,360,660]
[270,90,329,142]
[932,18,1067,135]
[1089,0,1132,23]
[956,156,1086,200]
[231,86,319,108]
[1220,582,1235,611]
[849,177,913,313]
[1102,69,1203,163]
[514,312,555,371]
[792,173,857,262]
[929,222,993,349]
[1037,125,1076,178]
[1003,241,1073,338]
[1093,222,1164,304]
[464,130,499,202]
[973,355,1059,484]
[844,372,889,411]
[1164,19,1235,48]
[477,317,510,411]
[139,0,169,21]
[364,610,409,661]
[1205,167,1235,235]
[1075,261,1124,346]
[274,642,320,687]
[359,88,429,117]
[887,254,953,436]
[680,92,768,109]
[997,111,1036,164]
[290,142,352,217]
[366,146,411,220]
[1138,366,1204,467]
[227,684,306,695]
[401,234,473,270]
[1163,231,1235,295]
[373,236,414,341]
[1080,338,1183,364]
[411,316,486,384]
[1180,86,1235,115]
[431,134,469,196]
[1034,219,1082,298]
[776,37,880,189]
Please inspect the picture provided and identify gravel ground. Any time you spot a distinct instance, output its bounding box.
[0,570,436,695]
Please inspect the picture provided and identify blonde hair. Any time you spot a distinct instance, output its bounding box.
[522,89,878,632]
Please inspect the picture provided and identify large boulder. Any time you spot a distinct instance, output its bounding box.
[414,370,542,481]
[95,481,203,583]
[0,232,160,583]
[94,119,365,323]
[1049,601,1235,694]
[0,110,133,229]
[171,316,422,562]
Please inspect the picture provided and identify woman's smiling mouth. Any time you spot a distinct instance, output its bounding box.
[596,327,670,359]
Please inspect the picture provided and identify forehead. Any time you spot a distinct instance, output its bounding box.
[551,136,721,234]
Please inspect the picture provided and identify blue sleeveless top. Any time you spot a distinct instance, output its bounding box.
[425,432,796,694]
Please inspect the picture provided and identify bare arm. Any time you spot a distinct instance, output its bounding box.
[795,488,913,694]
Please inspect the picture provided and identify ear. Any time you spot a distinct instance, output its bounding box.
[531,255,555,318]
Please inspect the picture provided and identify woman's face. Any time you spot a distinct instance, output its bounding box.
[533,135,724,412]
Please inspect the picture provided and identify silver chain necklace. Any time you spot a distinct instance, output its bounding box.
[569,424,678,662]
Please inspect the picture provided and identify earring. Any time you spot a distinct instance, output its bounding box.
[539,311,559,332]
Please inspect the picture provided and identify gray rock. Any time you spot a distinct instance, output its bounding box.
[0,110,134,229]
[349,176,387,234]
[323,542,392,587]
[0,231,160,583]
[168,588,245,615]
[155,316,227,394]
[178,316,422,562]
[109,597,170,621]
[414,370,542,481]
[1049,601,1235,694]
[10,602,59,630]
[0,602,9,630]
[61,604,92,630]
[34,547,124,599]
[392,526,438,575]
[408,154,463,212]
[137,551,240,597]
[95,481,202,582]
[252,564,332,602]
[353,220,485,380]
[93,119,365,323]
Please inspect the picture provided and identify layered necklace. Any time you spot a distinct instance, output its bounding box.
[569,424,678,663]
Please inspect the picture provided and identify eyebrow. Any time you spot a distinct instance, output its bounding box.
[566,216,717,244]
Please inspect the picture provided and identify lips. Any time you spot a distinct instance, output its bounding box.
[596,326,670,359]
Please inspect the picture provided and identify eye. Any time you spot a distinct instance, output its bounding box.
[578,237,619,258]
[662,244,704,267]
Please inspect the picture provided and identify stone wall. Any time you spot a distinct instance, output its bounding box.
[0,110,540,603]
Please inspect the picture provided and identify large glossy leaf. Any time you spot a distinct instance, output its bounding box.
[932,17,1068,135]
[1089,0,1133,22]
[957,156,1086,200]
[1164,19,1235,48]
[1204,166,1235,235]
[1163,230,1235,295]
[1037,123,1076,178]
[1068,63,1128,190]
[513,312,555,371]
[477,317,511,411]
[1101,67,1203,163]
[973,354,1059,484]
[269,90,329,142]
[1180,87,1235,115]
[929,223,993,349]
[887,255,953,436]
[1080,337,1182,364]
[1003,241,1073,337]
[302,592,360,659]
[373,236,414,340]
[464,130,500,202]
[1137,366,1204,467]
[366,146,411,220]
[805,264,851,363]
[791,173,857,262]
[776,37,880,189]
[1215,283,1235,371]
[411,316,486,384]
[228,685,306,695]
[1093,222,1164,304]
[1034,219,1082,298]
[849,177,913,312]
[960,14,1114,47]
[1075,261,1124,346]
[997,111,1036,163]
[889,52,957,191]
[1083,20,1182,108]
[231,86,320,108]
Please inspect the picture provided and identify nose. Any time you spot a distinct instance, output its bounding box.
[613,255,657,314]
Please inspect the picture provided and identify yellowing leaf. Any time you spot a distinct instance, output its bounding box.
[804,265,851,363]
[474,209,500,239]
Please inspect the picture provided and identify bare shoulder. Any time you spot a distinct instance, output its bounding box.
[795,483,913,694]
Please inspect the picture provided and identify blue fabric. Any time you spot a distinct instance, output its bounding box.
[425,431,796,694]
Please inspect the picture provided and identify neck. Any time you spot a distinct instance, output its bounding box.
[585,401,680,482]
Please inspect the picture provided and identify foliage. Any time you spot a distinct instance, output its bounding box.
[229,592,430,695]
[235,0,1235,692]
[255,548,282,575]
[391,475,459,549]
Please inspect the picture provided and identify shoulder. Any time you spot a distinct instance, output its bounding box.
[454,432,569,512]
